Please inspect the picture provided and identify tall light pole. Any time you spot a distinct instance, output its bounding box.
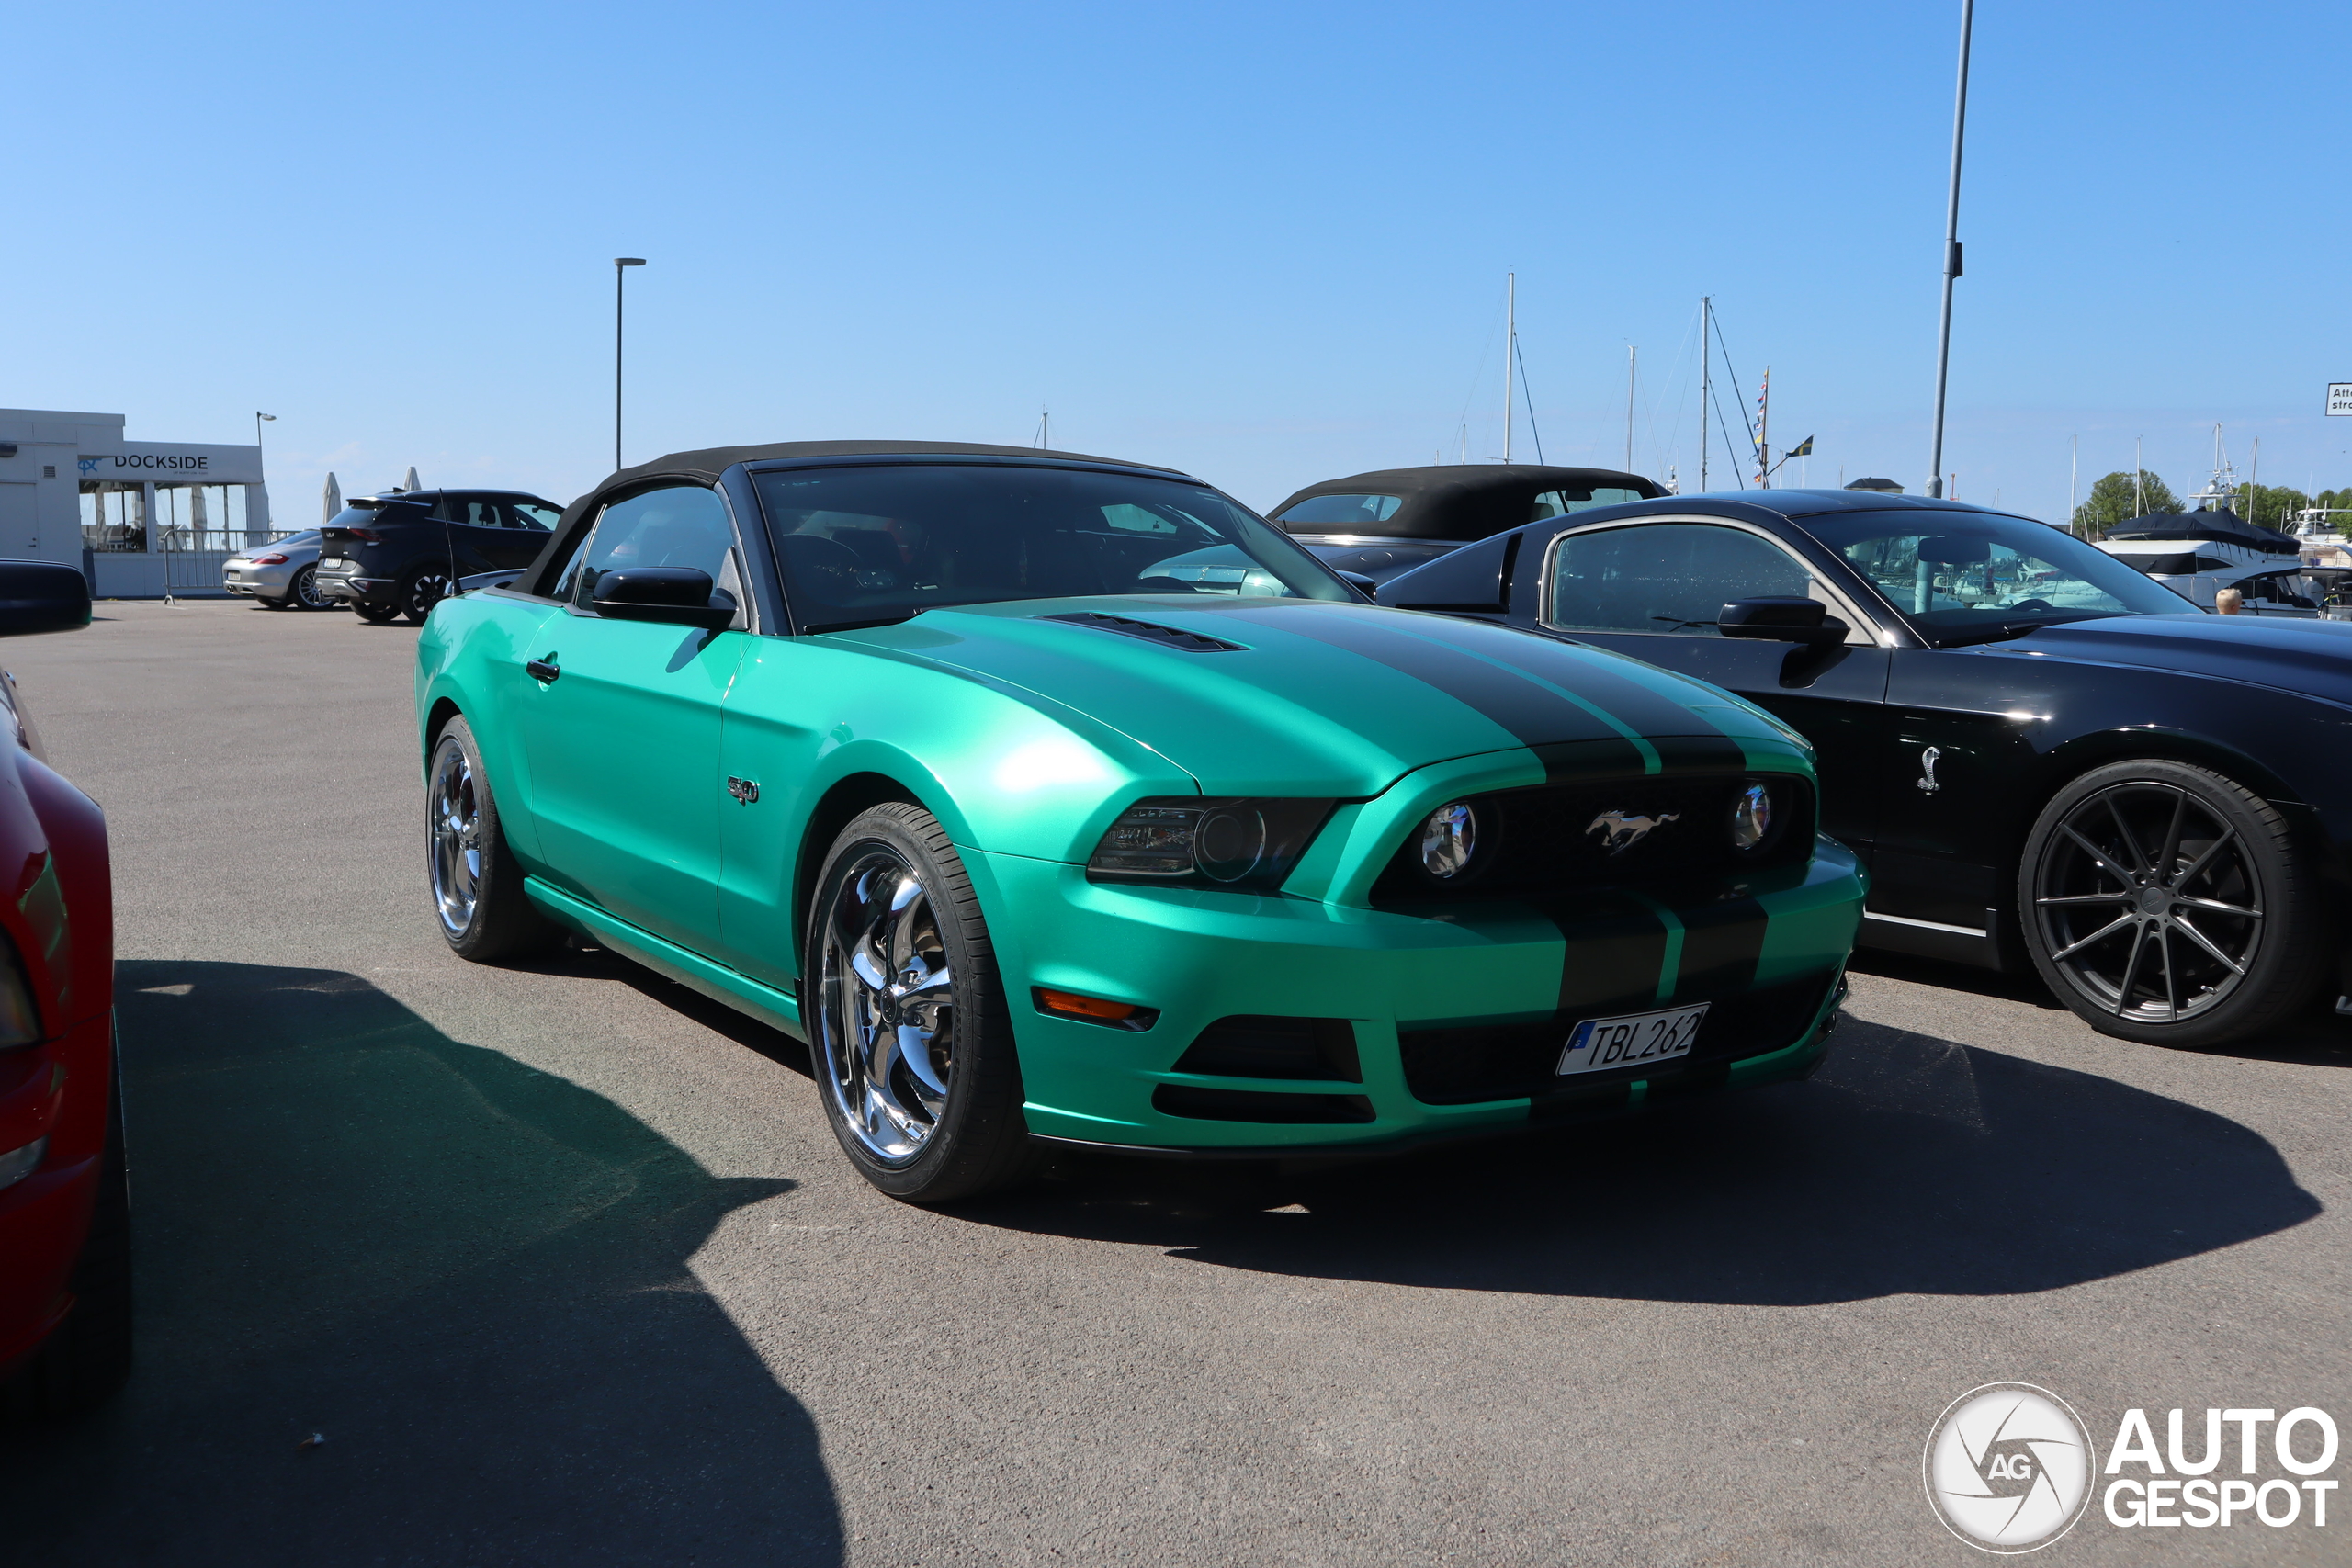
[614,258,646,472]
[1925,0,1973,500]
[254,411,275,457]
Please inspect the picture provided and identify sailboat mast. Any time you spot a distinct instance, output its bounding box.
[1502,273,1516,465]
[1757,368,1771,490]
[1699,297,1712,492]
[1625,346,1636,472]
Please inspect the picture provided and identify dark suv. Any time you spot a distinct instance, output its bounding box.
[317,490,567,625]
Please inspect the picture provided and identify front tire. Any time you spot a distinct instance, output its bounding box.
[808,802,1034,1202]
[2018,758,2326,1046]
[428,717,560,962]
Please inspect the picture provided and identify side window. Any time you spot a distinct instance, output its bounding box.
[1544,523,1828,638]
[571,484,739,611]
[509,502,562,531]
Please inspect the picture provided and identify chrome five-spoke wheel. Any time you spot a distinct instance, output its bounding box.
[2030,779,2263,1025]
[817,846,956,1166]
[430,738,483,938]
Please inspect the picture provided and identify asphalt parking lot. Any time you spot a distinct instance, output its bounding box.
[4,598,2349,1566]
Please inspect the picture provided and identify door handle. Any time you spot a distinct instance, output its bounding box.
[526,657,560,683]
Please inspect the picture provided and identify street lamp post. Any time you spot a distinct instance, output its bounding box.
[1925,0,1973,500]
[614,258,646,472]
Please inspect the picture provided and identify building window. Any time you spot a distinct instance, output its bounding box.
[80,486,146,553]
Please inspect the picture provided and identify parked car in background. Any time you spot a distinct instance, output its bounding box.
[1380,487,2352,1049]
[1269,464,1663,584]
[416,441,1864,1203]
[221,530,336,611]
[0,564,125,1417]
[318,490,566,625]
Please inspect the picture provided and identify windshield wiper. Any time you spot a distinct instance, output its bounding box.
[1926,611,2122,649]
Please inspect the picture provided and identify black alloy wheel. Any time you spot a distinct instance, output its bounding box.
[401,564,454,626]
[2018,759,2325,1046]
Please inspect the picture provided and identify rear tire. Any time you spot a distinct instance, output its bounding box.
[255,593,291,611]
[401,564,453,626]
[428,716,560,962]
[807,802,1035,1202]
[353,599,401,625]
[288,565,333,611]
[2018,758,2326,1047]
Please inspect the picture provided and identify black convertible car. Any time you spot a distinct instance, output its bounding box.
[1381,488,2350,1047]
[1270,464,1660,584]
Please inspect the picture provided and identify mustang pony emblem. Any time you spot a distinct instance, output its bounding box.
[1586,809,1681,854]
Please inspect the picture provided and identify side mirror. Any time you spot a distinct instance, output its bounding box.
[1337,571,1378,599]
[1719,595,1849,647]
[590,567,736,630]
[0,562,92,637]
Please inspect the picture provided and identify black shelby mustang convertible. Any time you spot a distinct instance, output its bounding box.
[1382,488,2352,1047]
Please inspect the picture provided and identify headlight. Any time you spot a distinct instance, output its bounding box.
[1730,782,1772,851]
[1087,797,1335,892]
[1419,802,1477,879]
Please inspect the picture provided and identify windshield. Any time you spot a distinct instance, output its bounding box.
[752,463,1354,631]
[1800,509,2199,641]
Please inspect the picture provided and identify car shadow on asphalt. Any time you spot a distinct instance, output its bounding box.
[956,1012,2323,1307]
[0,960,842,1568]
[1849,945,2352,1068]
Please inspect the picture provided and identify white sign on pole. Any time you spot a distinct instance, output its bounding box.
[2329,383,2352,416]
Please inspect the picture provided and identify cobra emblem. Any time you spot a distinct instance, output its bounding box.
[1917,746,1943,794]
[1586,809,1681,855]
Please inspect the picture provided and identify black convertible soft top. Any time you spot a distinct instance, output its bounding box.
[522,441,1197,597]
[1269,464,1662,542]
[596,439,1183,492]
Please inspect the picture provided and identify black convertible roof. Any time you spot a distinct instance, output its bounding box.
[1270,464,1662,542]
[599,439,1186,491]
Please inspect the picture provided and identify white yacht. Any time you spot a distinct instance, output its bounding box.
[2097,470,2327,615]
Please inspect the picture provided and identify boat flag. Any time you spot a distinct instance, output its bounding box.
[1787,435,1814,457]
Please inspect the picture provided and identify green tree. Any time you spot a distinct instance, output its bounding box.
[2231,483,2312,531]
[2072,470,2181,536]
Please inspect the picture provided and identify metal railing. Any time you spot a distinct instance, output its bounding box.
[158,529,296,604]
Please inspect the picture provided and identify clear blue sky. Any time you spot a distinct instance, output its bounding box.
[9,1,2348,522]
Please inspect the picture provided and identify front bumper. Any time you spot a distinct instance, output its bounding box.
[977,837,1865,1153]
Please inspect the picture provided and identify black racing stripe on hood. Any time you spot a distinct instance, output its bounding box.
[1671,897,1770,998]
[1221,605,1650,764]
[1532,734,1751,783]
[1389,615,1743,745]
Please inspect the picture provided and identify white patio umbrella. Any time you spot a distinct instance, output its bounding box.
[322,471,342,524]
[401,466,421,492]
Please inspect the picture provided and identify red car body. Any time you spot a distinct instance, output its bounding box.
[0,564,122,1414]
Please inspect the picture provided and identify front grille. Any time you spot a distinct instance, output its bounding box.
[1151,1085,1375,1124]
[1170,1015,1360,1082]
[1372,773,1812,905]
[1397,969,1835,1106]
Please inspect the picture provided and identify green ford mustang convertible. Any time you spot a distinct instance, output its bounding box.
[415,441,1867,1200]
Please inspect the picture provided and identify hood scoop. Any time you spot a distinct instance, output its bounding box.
[1037,612,1248,653]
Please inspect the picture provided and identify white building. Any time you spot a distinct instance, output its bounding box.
[0,407,272,598]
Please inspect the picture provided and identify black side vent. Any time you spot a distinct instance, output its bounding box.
[1038,612,1248,653]
[1172,1016,1361,1082]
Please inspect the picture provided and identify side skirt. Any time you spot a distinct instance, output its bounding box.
[1858,906,2007,970]
[523,877,806,1041]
